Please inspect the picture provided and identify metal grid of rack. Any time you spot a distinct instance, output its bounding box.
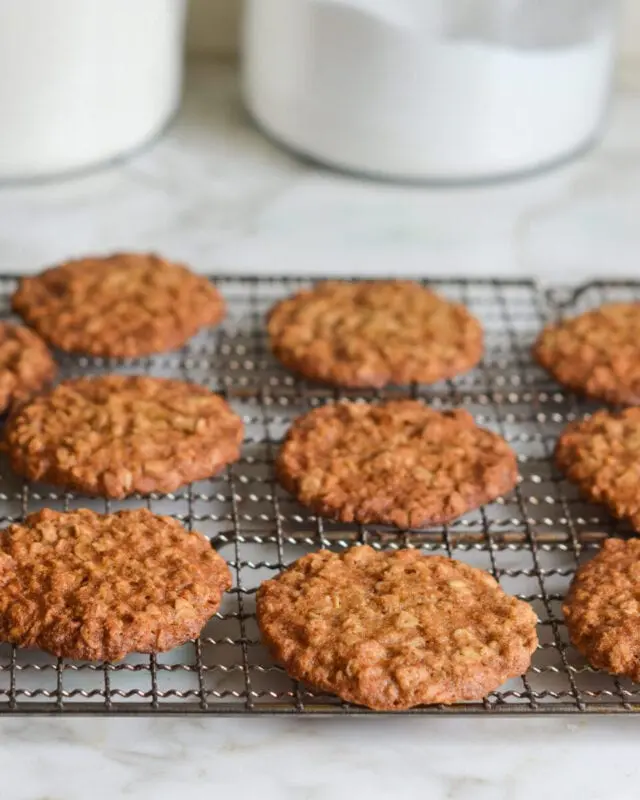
[0,274,639,715]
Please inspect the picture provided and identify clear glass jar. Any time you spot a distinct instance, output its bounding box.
[242,0,618,182]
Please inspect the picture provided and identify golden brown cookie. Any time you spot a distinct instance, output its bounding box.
[564,538,640,681]
[268,280,483,388]
[0,508,231,661]
[534,303,640,405]
[555,408,640,531]
[276,401,518,528]
[0,322,56,413]
[257,546,538,710]
[12,252,225,357]
[5,375,243,498]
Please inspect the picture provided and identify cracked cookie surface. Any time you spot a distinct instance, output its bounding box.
[268,280,483,388]
[0,508,231,661]
[556,408,640,531]
[534,303,640,404]
[564,538,640,681]
[5,375,244,498]
[276,401,518,528]
[0,322,56,413]
[257,546,538,709]
[12,252,225,357]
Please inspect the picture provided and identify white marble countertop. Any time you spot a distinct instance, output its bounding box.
[1,61,640,799]
[0,715,639,799]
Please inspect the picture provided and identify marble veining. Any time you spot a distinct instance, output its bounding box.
[0,716,639,799]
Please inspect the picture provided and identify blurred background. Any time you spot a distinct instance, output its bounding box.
[0,0,638,279]
[186,0,640,61]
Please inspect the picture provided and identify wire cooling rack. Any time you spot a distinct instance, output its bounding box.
[0,275,639,716]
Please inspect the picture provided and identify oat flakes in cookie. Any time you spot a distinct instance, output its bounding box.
[12,252,225,357]
[268,280,483,388]
[257,546,538,710]
[5,375,243,499]
[534,303,640,404]
[564,538,640,681]
[556,408,640,531]
[276,401,518,528]
[0,508,231,661]
[0,322,56,414]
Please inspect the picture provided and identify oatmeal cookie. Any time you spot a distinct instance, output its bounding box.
[5,375,243,498]
[0,322,56,413]
[555,408,640,531]
[12,252,225,357]
[564,538,640,681]
[257,546,538,709]
[0,508,231,661]
[534,303,640,405]
[267,280,483,388]
[276,401,518,528]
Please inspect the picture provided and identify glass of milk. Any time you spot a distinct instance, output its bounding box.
[242,0,618,182]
